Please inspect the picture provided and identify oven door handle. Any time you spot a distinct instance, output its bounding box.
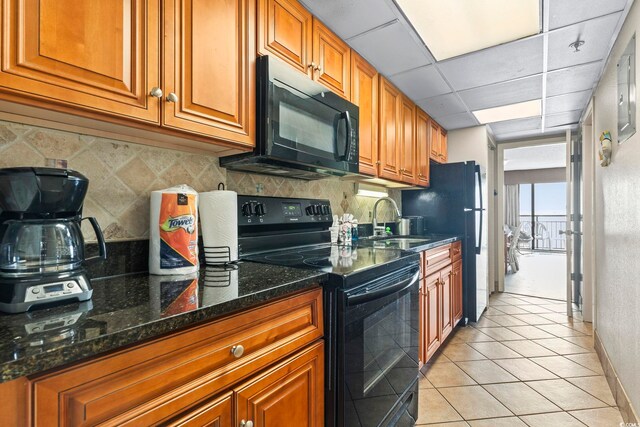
[347,269,420,306]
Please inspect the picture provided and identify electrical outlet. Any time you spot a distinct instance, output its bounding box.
[256,183,264,193]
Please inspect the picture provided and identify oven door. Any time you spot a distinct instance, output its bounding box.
[339,266,420,427]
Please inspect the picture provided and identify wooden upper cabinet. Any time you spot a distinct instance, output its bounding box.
[429,120,442,162]
[0,0,160,123]
[312,19,350,99]
[162,0,255,145]
[378,77,401,181]
[440,128,448,163]
[351,53,378,176]
[399,95,416,184]
[257,0,312,75]
[416,108,431,187]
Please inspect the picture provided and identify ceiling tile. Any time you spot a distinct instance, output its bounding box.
[299,0,397,40]
[416,93,467,118]
[494,128,569,142]
[545,90,592,115]
[490,116,541,135]
[547,13,623,71]
[348,21,431,76]
[436,112,478,130]
[437,36,544,90]
[548,0,628,30]
[390,65,451,100]
[545,110,583,128]
[458,75,543,110]
[546,62,602,96]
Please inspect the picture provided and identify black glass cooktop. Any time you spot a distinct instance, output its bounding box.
[243,244,413,276]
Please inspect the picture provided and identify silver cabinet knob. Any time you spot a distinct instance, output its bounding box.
[166,92,179,103]
[149,87,163,98]
[308,62,316,69]
[240,420,253,427]
[315,65,322,72]
[230,344,244,358]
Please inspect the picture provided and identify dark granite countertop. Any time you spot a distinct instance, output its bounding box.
[354,234,462,252]
[0,262,326,383]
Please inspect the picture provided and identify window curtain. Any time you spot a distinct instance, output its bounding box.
[505,184,520,227]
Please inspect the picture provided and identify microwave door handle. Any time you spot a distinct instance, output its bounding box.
[343,110,352,162]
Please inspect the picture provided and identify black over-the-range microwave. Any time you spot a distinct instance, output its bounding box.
[220,55,359,180]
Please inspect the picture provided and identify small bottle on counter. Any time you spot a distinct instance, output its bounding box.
[351,219,358,242]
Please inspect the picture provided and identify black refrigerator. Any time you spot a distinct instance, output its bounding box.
[402,161,488,322]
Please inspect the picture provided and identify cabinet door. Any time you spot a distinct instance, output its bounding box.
[257,0,312,75]
[167,392,233,427]
[440,128,448,163]
[425,272,441,361]
[429,120,442,163]
[378,77,401,180]
[312,19,350,98]
[419,279,425,365]
[351,53,378,176]
[399,95,417,184]
[440,266,453,341]
[163,0,256,146]
[0,0,160,123]
[415,109,431,187]
[453,260,463,326]
[236,342,324,427]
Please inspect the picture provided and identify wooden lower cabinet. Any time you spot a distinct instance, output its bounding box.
[440,265,453,341]
[453,259,463,325]
[423,273,441,363]
[167,392,233,427]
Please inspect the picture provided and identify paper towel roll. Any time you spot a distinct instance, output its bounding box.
[199,190,238,264]
[149,185,199,275]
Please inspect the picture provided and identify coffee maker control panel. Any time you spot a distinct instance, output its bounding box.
[23,275,91,305]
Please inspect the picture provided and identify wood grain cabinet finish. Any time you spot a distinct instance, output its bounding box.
[162,0,256,145]
[378,77,401,181]
[257,0,312,75]
[32,288,323,426]
[439,265,453,341]
[415,108,431,187]
[440,128,448,163]
[399,95,417,184]
[429,120,442,162]
[351,53,378,176]
[166,392,233,427]
[312,18,350,99]
[0,0,160,123]
[424,273,441,362]
[453,259,463,326]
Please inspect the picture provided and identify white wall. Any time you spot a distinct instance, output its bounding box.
[592,1,640,412]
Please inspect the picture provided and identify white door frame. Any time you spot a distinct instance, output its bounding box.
[580,100,596,324]
[496,134,569,293]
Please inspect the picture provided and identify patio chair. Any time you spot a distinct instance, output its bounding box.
[507,223,523,273]
[517,221,533,253]
[533,222,551,250]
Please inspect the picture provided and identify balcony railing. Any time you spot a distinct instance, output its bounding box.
[518,214,567,252]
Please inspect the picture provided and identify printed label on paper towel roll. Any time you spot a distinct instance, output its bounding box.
[159,193,198,269]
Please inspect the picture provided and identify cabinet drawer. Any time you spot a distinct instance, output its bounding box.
[450,241,462,261]
[423,244,451,273]
[33,288,323,427]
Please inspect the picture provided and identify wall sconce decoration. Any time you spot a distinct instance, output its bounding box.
[599,131,612,167]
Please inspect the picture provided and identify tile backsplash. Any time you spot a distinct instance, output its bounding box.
[0,120,401,241]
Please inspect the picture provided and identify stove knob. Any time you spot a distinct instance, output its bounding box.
[255,203,266,216]
[313,205,322,215]
[241,203,253,217]
[305,206,314,216]
[322,205,331,215]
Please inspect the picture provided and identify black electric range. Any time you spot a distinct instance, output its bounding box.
[236,196,420,427]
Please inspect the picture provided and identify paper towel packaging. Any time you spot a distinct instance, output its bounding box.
[199,190,238,264]
[149,185,199,275]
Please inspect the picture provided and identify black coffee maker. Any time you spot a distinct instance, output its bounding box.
[0,167,106,313]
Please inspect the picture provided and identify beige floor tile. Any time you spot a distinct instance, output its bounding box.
[439,386,513,420]
[441,343,487,362]
[419,374,435,389]
[473,317,502,328]
[511,314,555,326]
[526,379,609,411]
[425,362,477,387]
[468,417,527,427]
[416,388,464,425]
[519,411,585,427]
[483,382,560,415]
[519,305,555,314]
[456,360,519,384]
[501,340,556,358]
[452,327,496,342]
[565,353,605,375]
[476,327,526,341]
[537,313,575,323]
[536,324,588,337]
[490,305,531,315]
[569,407,624,427]
[419,422,469,427]
[493,358,558,381]
[566,376,616,406]
[562,335,595,350]
[506,326,555,340]
[485,306,509,315]
[427,351,453,365]
[566,321,593,334]
[530,356,599,378]
[467,341,523,359]
[532,338,593,355]
[485,315,528,327]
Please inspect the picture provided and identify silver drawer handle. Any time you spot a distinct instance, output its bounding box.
[240,420,254,427]
[231,344,245,358]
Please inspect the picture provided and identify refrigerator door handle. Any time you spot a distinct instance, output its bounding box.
[475,166,483,255]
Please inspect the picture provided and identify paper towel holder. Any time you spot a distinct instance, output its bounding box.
[203,246,238,266]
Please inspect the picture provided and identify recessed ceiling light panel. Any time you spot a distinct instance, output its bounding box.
[473,99,541,124]
[396,0,540,61]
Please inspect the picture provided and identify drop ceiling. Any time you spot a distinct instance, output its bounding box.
[299,0,632,141]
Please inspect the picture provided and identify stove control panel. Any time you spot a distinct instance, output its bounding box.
[237,195,332,226]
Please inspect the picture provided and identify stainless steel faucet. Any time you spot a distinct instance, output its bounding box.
[372,197,401,236]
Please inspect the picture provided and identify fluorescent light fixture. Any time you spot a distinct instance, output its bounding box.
[396,0,540,60]
[473,99,541,124]
[356,183,389,198]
